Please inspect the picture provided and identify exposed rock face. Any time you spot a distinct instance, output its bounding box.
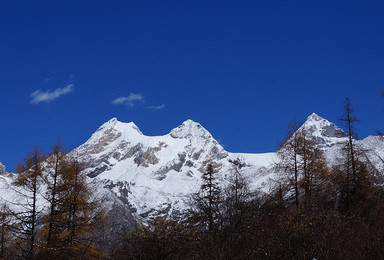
[170,119,212,139]
[1,114,383,248]
[66,118,236,222]
[133,146,161,167]
[154,152,186,180]
[95,186,138,250]
[298,113,348,148]
[70,114,372,224]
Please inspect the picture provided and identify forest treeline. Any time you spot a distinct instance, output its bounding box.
[1,97,384,259]
[0,144,105,259]
[114,98,384,260]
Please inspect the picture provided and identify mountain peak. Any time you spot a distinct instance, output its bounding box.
[184,119,197,123]
[299,113,347,147]
[306,112,322,121]
[108,117,118,123]
[115,121,143,136]
[96,118,142,136]
[169,119,212,139]
[95,117,119,132]
[302,113,336,129]
[181,119,201,128]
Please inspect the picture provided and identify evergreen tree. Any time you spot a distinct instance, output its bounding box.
[199,163,221,232]
[189,163,223,259]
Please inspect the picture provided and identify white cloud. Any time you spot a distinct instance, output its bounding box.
[149,104,166,111]
[30,84,74,104]
[112,93,144,107]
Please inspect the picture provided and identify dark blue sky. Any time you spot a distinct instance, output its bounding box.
[1,1,383,171]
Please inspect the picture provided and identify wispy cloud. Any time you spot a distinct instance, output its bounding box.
[112,93,144,107]
[148,104,166,111]
[30,84,74,104]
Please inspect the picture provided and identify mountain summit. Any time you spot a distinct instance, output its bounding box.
[170,119,212,140]
[63,115,381,222]
[299,113,348,148]
[0,113,383,247]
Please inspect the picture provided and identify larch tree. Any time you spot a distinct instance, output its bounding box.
[298,130,331,210]
[336,97,361,214]
[333,97,380,216]
[115,218,198,260]
[219,162,262,259]
[222,161,258,231]
[276,120,331,211]
[13,146,46,259]
[276,119,302,208]
[40,142,67,253]
[55,158,104,258]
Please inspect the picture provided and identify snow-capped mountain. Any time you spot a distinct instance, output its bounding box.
[0,113,383,239]
[298,113,348,148]
[69,113,383,221]
[70,117,276,220]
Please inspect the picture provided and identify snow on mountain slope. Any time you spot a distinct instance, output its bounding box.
[1,113,383,224]
[357,135,384,173]
[71,113,384,220]
[70,118,275,219]
[298,113,348,148]
[70,113,374,221]
[0,174,26,210]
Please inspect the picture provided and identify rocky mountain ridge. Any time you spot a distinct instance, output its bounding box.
[0,113,383,237]
[68,113,383,221]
